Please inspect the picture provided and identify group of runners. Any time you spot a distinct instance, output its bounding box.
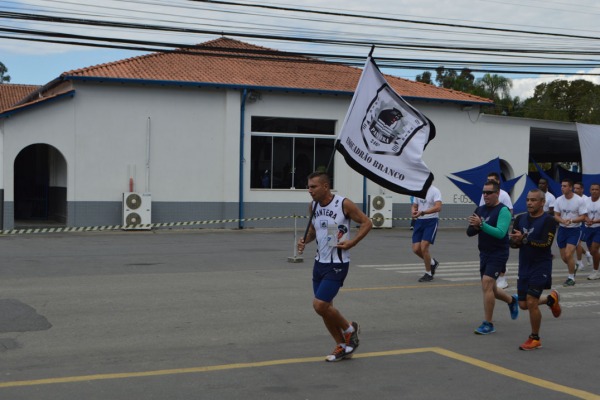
[297,171,600,361]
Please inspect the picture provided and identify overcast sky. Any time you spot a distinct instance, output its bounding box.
[2,0,600,99]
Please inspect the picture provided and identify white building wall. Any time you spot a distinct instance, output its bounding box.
[1,81,535,229]
[0,120,4,191]
[2,97,76,201]
[71,83,232,202]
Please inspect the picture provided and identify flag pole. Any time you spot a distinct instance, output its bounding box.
[301,140,337,246]
[301,45,375,249]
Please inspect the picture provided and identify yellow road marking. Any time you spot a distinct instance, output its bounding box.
[341,282,478,291]
[1,347,598,399]
[431,348,600,400]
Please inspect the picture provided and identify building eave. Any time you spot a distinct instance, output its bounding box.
[0,90,76,119]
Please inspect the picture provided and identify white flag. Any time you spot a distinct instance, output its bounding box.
[336,56,436,198]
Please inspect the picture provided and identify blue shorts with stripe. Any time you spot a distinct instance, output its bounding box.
[412,218,439,244]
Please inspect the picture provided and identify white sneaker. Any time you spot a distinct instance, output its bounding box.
[586,252,593,266]
[588,271,600,280]
[497,277,509,289]
[576,262,585,272]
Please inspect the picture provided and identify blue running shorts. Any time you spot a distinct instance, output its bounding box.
[556,226,581,249]
[412,218,439,244]
[479,250,508,279]
[313,261,349,303]
[586,226,600,247]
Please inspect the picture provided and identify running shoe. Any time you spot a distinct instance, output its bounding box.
[563,278,576,287]
[576,262,585,273]
[431,259,439,276]
[519,336,542,351]
[548,289,562,318]
[474,321,495,335]
[586,252,593,266]
[508,294,519,320]
[344,321,360,356]
[325,345,347,362]
[418,273,433,282]
[588,270,600,280]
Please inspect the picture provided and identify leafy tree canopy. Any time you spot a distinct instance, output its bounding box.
[518,79,600,123]
[0,61,11,83]
[415,67,600,122]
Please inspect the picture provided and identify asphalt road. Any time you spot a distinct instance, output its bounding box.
[1,227,599,399]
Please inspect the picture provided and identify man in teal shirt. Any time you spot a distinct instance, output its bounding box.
[468,180,519,334]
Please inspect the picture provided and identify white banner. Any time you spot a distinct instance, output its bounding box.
[336,56,435,198]
[577,123,600,174]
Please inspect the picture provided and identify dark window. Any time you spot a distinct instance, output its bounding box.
[250,117,336,189]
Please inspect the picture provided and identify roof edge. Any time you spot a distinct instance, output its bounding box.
[0,90,75,119]
[63,75,491,105]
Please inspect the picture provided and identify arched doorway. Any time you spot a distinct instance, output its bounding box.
[14,144,67,226]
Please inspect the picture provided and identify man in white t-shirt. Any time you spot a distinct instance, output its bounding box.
[554,179,587,286]
[574,182,592,270]
[412,185,443,282]
[584,183,600,280]
[479,172,513,288]
[538,178,556,214]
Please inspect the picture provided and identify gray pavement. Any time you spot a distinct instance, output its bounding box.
[0,227,599,399]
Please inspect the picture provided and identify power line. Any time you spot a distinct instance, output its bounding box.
[1,1,600,78]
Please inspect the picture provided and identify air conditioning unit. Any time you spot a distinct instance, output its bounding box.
[369,195,393,228]
[122,192,152,230]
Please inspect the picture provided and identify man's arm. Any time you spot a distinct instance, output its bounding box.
[338,198,372,250]
[467,208,481,237]
[411,202,419,219]
[425,200,443,215]
[481,207,511,239]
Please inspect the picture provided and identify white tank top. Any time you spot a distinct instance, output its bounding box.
[313,195,351,263]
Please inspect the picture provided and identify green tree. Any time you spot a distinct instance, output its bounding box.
[475,73,512,100]
[415,71,432,85]
[415,67,518,115]
[0,61,10,83]
[432,66,475,92]
[521,79,600,123]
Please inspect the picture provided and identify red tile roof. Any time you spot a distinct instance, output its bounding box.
[63,37,492,104]
[0,84,40,111]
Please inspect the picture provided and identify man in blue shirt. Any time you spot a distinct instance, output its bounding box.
[510,188,561,351]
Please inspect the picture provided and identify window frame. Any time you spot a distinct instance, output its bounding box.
[250,117,337,190]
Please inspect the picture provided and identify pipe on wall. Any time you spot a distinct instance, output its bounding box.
[239,89,248,229]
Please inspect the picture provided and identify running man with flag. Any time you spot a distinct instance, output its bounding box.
[297,172,372,362]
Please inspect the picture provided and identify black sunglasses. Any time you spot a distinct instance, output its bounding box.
[482,190,497,195]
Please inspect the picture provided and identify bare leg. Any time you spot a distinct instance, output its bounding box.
[313,299,348,344]
[526,295,542,335]
[561,244,577,275]
[413,241,432,272]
